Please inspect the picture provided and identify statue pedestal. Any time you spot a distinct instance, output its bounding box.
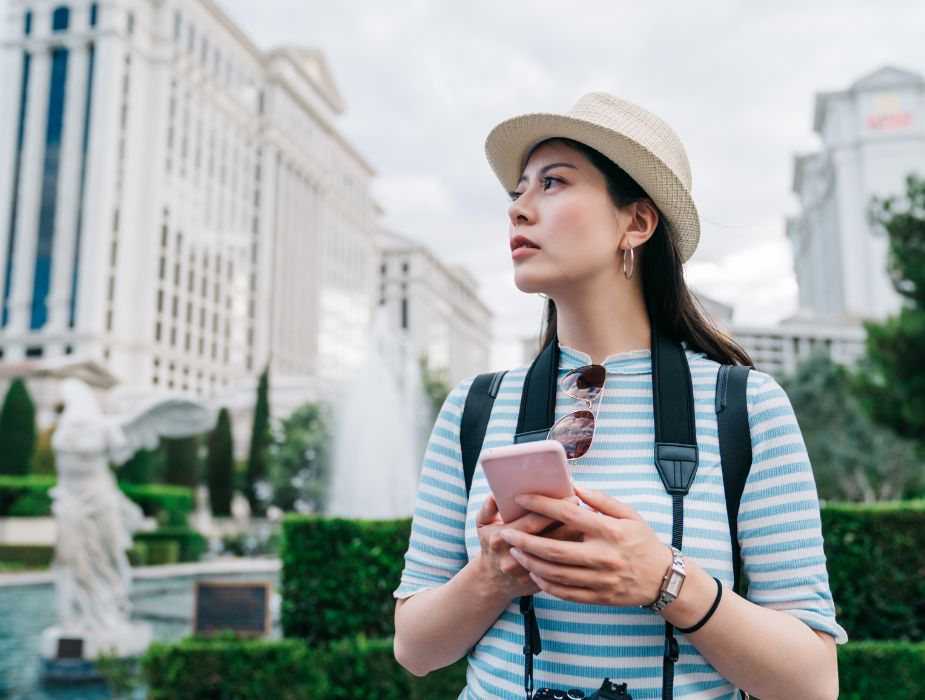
[38,622,151,682]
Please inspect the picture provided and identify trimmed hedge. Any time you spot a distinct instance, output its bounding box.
[134,527,205,563]
[0,544,54,568]
[822,501,925,641]
[142,634,467,699]
[280,516,411,643]
[0,475,193,525]
[280,503,925,645]
[0,474,54,516]
[141,636,925,698]
[837,641,925,698]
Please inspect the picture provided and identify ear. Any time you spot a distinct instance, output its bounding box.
[619,200,659,251]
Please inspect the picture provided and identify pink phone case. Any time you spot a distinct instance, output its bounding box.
[479,440,574,522]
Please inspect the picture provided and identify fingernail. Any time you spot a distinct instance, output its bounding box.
[500,529,514,543]
[509,547,524,561]
[514,495,529,505]
[529,572,542,583]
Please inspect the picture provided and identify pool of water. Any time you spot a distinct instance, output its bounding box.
[0,569,280,699]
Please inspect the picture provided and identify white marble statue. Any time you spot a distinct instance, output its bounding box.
[40,378,214,662]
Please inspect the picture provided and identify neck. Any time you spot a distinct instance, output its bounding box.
[551,275,651,364]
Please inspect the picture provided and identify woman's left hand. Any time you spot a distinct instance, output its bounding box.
[499,485,672,607]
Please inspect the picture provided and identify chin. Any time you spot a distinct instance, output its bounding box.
[513,274,550,296]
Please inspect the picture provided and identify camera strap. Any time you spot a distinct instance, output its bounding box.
[510,328,696,700]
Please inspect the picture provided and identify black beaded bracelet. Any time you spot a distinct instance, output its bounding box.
[676,577,723,634]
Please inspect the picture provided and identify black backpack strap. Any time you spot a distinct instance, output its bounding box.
[650,330,699,700]
[715,364,753,596]
[514,337,560,444]
[461,370,507,496]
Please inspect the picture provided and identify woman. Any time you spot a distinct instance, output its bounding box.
[393,93,845,699]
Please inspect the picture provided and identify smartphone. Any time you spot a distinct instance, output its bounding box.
[480,440,574,522]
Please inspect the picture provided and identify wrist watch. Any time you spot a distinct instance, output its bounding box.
[643,546,686,613]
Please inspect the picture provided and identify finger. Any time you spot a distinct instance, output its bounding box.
[514,494,601,533]
[540,524,585,542]
[574,486,643,522]
[528,573,601,605]
[500,528,586,565]
[509,547,592,588]
[505,511,561,536]
[476,495,500,527]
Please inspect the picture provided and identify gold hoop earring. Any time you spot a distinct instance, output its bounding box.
[623,247,635,280]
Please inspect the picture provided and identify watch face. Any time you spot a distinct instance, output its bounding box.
[666,572,684,597]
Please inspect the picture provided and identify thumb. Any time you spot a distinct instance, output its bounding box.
[574,486,643,521]
[476,494,500,526]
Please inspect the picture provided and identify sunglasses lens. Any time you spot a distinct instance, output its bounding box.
[561,364,606,402]
[548,410,595,460]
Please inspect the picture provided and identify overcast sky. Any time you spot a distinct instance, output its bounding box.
[213,0,925,368]
[7,1,925,369]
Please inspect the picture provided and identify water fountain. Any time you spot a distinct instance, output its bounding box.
[325,311,429,520]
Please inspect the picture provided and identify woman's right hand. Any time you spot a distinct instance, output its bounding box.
[475,494,580,598]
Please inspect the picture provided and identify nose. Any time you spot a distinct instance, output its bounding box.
[508,188,535,226]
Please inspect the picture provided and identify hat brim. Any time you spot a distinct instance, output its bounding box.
[485,112,700,263]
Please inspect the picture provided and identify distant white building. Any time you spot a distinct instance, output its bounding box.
[787,66,925,323]
[728,66,925,377]
[0,1,381,435]
[378,230,492,386]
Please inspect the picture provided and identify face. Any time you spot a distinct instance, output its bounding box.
[508,140,627,296]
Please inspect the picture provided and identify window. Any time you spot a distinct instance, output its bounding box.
[26,346,43,358]
[126,11,133,34]
[89,4,98,27]
[52,7,70,32]
[173,10,181,40]
[24,10,32,35]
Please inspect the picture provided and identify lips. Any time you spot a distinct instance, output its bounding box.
[510,235,540,252]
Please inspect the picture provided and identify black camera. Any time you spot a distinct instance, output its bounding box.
[533,678,633,700]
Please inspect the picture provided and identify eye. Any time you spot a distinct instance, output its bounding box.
[541,176,562,190]
[509,190,523,201]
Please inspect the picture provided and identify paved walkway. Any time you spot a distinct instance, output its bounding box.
[0,556,281,588]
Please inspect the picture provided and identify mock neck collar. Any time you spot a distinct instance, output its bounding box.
[556,342,704,376]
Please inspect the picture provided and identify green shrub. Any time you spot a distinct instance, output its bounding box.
[127,541,148,567]
[0,377,37,475]
[0,474,54,516]
[0,477,194,524]
[143,540,180,566]
[142,634,466,700]
[119,482,194,526]
[280,516,411,642]
[822,501,925,641]
[135,527,204,563]
[0,544,54,568]
[838,641,925,698]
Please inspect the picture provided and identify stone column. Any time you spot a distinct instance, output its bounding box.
[6,48,51,343]
[47,41,89,340]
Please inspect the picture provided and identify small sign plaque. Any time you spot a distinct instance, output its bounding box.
[193,581,272,637]
[57,637,84,659]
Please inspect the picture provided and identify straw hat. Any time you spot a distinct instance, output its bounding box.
[484,92,700,262]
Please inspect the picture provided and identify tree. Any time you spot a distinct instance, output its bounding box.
[118,445,165,484]
[852,174,925,452]
[419,356,451,424]
[206,408,234,516]
[0,378,37,475]
[163,436,200,488]
[265,402,331,513]
[782,349,924,501]
[245,366,271,515]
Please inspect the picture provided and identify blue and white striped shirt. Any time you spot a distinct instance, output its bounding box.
[395,344,847,699]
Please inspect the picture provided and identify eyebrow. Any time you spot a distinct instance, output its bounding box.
[516,162,579,185]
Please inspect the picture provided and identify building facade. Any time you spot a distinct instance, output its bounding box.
[787,66,925,323]
[378,230,492,386]
[0,0,379,407]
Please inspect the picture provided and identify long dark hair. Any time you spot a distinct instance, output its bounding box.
[536,138,753,367]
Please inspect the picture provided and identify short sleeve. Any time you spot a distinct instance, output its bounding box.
[737,372,848,644]
[394,377,473,600]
